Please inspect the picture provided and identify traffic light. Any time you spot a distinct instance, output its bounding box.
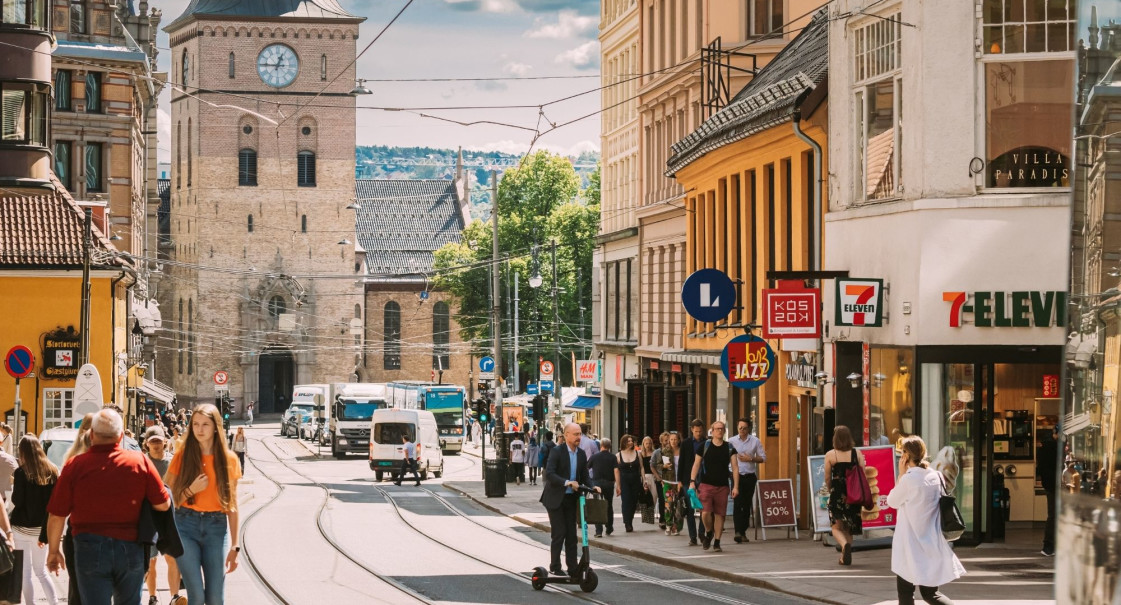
[532,395,545,422]
[474,399,489,423]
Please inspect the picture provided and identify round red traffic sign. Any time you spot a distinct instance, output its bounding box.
[4,346,33,379]
[213,370,229,386]
[540,360,554,376]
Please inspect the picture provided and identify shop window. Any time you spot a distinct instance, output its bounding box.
[54,141,71,190]
[85,72,100,113]
[983,0,1074,54]
[853,14,902,203]
[69,0,84,33]
[0,83,48,145]
[84,142,102,192]
[384,301,401,370]
[433,301,450,370]
[748,0,782,37]
[238,148,257,186]
[297,151,316,187]
[867,347,915,445]
[42,389,74,431]
[984,60,1073,188]
[54,70,71,110]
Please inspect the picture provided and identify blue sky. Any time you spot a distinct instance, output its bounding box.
[155,0,603,162]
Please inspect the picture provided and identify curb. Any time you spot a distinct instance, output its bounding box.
[441,483,844,605]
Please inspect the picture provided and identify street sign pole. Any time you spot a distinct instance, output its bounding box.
[12,377,20,446]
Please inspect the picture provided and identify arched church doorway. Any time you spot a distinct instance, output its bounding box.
[258,348,295,413]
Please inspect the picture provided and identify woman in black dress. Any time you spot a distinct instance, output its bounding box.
[613,434,647,532]
[823,425,864,565]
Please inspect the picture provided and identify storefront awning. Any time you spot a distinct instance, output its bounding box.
[139,378,175,405]
[568,395,601,410]
[661,350,721,367]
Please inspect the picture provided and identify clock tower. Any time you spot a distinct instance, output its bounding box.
[162,1,366,412]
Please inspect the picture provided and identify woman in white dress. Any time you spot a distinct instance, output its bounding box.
[887,436,966,605]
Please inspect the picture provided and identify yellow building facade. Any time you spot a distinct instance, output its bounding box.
[0,192,130,435]
[665,10,828,524]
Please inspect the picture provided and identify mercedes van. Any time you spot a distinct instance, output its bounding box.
[368,408,444,482]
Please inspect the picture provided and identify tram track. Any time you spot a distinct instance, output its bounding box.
[239,435,435,605]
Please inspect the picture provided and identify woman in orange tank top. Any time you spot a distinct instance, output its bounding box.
[165,404,241,605]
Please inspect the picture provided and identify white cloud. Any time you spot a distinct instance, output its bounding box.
[525,10,597,39]
[554,41,599,70]
[502,61,533,76]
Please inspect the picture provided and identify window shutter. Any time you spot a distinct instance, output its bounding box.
[298,151,316,187]
[239,149,257,186]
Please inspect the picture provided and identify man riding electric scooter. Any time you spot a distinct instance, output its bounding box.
[538,423,601,580]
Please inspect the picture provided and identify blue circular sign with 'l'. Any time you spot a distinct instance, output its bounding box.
[479,357,495,372]
[681,268,736,323]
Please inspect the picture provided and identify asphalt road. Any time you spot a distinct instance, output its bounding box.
[238,424,820,605]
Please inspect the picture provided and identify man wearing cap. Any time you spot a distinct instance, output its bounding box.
[143,426,185,605]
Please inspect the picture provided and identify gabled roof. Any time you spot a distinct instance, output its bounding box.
[166,0,364,31]
[355,179,465,279]
[0,183,121,269]
[666,9,829,176]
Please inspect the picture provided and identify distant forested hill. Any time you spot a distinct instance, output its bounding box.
[355,145,599,214]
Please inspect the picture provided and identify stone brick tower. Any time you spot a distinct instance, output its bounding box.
[161,0,365,412]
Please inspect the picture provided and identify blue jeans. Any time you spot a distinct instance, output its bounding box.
[73,533,146,605]
[175,508,230,605]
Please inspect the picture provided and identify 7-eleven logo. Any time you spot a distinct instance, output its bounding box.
[836,279,884,327]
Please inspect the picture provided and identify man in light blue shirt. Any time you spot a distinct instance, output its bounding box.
[395,433,421,486]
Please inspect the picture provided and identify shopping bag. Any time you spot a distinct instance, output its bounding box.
[0,548,23,604]
[686,487,703,510]
[939,476,966,541]
[583,495,609,525]
[845,463,874,509]
[640,501,656,524]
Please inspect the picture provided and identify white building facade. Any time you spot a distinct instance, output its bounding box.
[823,0,1072,544]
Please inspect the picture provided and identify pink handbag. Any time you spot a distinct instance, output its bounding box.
[845,458,874,509]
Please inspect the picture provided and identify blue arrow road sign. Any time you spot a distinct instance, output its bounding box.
[540,380,554,393]
[681,268,736,323]
[527,383,539,395]
[479,357,495,372]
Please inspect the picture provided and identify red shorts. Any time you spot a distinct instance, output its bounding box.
[698,483,730,514]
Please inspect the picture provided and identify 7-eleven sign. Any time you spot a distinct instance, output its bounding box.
[835,278,885,327]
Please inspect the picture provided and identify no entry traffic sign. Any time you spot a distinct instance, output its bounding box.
[4,346,33,379]
[213,370,229,386]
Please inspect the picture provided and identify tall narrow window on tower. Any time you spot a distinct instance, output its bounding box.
[384,301,401,370]
[297,151,316,187]
[181,50,189,85]
[433,301,450,370]
[238,148,257,186]
[187,118,192,186]
[320,54,327,81]
[229,52,236,79]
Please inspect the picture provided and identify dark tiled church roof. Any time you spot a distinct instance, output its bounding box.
[666,9,829,176]
[166,0,363,30]
[355,179,465,277]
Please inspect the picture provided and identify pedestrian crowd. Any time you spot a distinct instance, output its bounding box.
[535,420,966,604]
[0,402,247,605]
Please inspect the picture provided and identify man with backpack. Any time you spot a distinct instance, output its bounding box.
[689,420,740,552]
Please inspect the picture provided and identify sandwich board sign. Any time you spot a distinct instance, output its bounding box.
[754,479,798,541]
[73,363,103,426]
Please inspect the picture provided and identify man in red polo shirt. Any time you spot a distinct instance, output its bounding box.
[45,408,170,605]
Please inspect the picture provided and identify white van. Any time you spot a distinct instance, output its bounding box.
[368,409,444,482]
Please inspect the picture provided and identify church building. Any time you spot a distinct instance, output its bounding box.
[159,0,366,413]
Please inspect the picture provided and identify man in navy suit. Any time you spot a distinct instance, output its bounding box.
[540,422,592,576]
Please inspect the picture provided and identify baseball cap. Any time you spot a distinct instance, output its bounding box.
[144,426,168,442]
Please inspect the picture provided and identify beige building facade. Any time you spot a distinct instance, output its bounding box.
[160,0,366,413]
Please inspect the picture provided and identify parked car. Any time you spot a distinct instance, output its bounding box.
[300,415,318,441]
[282,412,310,439]
[40,427,79,470]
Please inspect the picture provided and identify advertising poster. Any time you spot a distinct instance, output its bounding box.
[807,445,899,533]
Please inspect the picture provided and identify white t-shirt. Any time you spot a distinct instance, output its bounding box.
[510,439,526,463]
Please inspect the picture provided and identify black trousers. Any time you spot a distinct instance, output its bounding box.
[1043,488,1055,552]
[548,493,580,572]
[592,480,615,535]
[619,476,642,529]
[397,458,420,484]
[896,575,954,605]
[733,472,758,535]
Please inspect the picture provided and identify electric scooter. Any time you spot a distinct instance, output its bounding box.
[531,485,601,593]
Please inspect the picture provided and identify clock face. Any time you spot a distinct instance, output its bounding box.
[257,44,299,88]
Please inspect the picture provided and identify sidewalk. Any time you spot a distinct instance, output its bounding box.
[455,440,1054,605]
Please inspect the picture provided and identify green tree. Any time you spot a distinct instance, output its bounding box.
[434,152,599,387]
